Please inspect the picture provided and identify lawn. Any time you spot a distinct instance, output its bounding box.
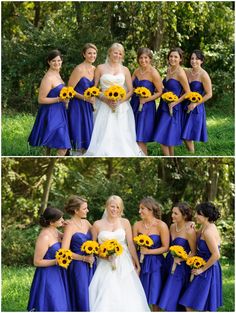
[1,95,234,156]
[1,259,235,311]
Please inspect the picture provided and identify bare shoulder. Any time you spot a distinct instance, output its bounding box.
[133,220,142,227]
[37,230,50,244]
[170,223,175,231]
[157,219,168,230]
[121,217,131,226]
[201,68,211,81]
[123,65,131,74]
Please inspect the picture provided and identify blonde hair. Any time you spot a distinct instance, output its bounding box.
[106,195,124,216]
[107,43,125,63]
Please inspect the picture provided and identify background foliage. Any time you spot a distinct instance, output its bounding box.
[2,157,234,265]
[2,1,234,113]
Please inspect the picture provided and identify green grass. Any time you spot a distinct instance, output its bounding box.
[1,259,234,311]
[2,96,234,156]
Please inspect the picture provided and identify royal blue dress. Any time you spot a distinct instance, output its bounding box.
[154,78,183,146]
[130,78,156,142]
[28,84,71,149]
[67,77,94,150]
[27,242,71,312]
[68,231,95,311]
[159,237,191,311]
[139,234,166,305]
[179,238,223,311]
[182,81,208,142]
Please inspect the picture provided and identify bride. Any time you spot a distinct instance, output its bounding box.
[89,195,150,311]
[85,43,144,156]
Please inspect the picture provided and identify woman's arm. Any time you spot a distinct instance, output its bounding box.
[68,66,87,101]
[38,77,60,104]
[169,69,190,109]
[33,235,56,267]
[123,67,134,101]
[124,219,140,270]
[139,69,163,105]
[192,228,220,275]
[186,228,197,257]
[140,222,170,255]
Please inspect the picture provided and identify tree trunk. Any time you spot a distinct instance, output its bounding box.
[207,161,219,202]
[34,2,40,27]
[40,159,57,213]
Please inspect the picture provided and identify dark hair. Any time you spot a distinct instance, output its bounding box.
[191,49,204,63]
[137,47,153,63]
[196,202,220,222]
[82,43,98,58]
[39,207,63,227]
[64,195,87,215]
[173,202,192,221]
[46,49,63,67]
[140,197,162,219]
[168,47,184,64]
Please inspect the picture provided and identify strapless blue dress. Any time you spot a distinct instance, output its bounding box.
[159,237,191,311]
[130,78,156,142]
[154,78,183,146]
[139,234,166,305]
[182,81,208,142]
[28,84,71,149]
[179,238,223,311]
[27,242,71,311]
[68,231,96,311]
[67,77,94,149]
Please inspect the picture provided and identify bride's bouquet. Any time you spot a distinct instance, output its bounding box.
[186,256,206,281]
[161,91,179,116]
[185,92,203,113]
[103,85,126,112]
[59,86,76,109]
[98,239,123,270]
[81,240,100,268]
[55,248,73,269]
[134,86,152,111]
[133,234,153,263]
[169,245,188,274]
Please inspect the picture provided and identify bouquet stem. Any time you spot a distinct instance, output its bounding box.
[190,273,195,282]
[171,262,177,274]
[168,104,173,116]
[138,103,143,112]
[140,253,144,263]
[109,255,117,270]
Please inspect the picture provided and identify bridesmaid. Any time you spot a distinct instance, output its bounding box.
[133,197,170,311]
[179,202,223,311]
[27,207,71,311]
[182,50,213,153]
[130,48,163,155]
[154,47,190,156]
[159,203,196,311]
[62,195,95,311]
[67,43,98,155]
[28,49,71,156]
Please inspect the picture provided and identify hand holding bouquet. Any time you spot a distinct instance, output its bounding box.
[186,256,206,281]
[134,87,152,111]
[81,240,100,268]
[59,86,76,109]
[133,234,154,263]
[84,86,100,110]
[161,92,179,116]
[169,245,188,274]
[98,239,123,270]
[185,92,203,113]
[103,85,126,112]
[55,248,72,269]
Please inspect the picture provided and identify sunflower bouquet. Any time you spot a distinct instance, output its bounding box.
[81,240,100,268]
[55,248,73,269]
[103,85,126,112]
[98,239,123,270]
[59,86,76,109]
[185,92,203,113]
[186,256,206,281]
[134,87,152,111]
[133,234,154,263]
[161,91,179,116]
[83,86,100,111]
[169,245,188,274]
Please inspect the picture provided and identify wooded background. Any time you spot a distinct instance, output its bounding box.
[2,1,234,112]
[2,157,234,265]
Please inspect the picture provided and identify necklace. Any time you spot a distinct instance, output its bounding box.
[139,66,150,75]
[72,217,83,229]
[83,63,93,75]
[169,66,179,76]
[190,68,201,76]
[143,219,155,230]
[48,227,59,238]
[175,223,186,233]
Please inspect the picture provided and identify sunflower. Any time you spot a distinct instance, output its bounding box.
[186,256,206,268]
[84,86,100,98]
[185,92,203,103]
[67,86,76,98]
[55,248,73,269]
[60,87,68,100]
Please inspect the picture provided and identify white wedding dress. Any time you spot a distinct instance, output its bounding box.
[89,228,150,311]
[85,73,144,156]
